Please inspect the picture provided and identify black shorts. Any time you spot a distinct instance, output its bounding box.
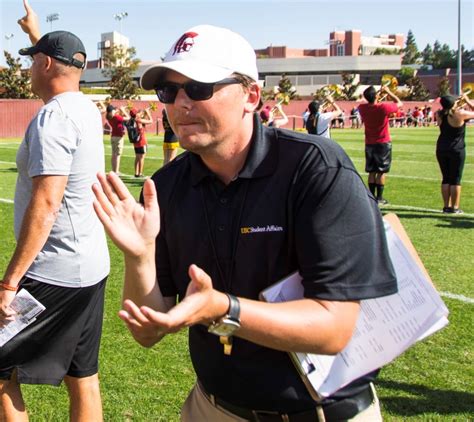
[436,149,466,185]
[365,143,392,173]
[0,276,107,386]
[134,145,147,154]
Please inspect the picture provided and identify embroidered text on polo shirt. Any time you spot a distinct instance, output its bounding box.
[240,225,284,234]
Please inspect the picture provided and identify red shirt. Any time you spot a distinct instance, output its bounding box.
[134,118,148,148]
[358,102,399,144]
[107,114,125,137]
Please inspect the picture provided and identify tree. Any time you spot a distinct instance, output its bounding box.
[421,44,434,66]
[373,48,400,56]
[340,72,360,100]
[461,46,474,68]
[263,73,298,104]
[402,30,420,65]
[406,75,430,100]
[397,67,416,85]
[438,43,456,68]
[0,51,32,98]
[436,77,451,97]
[431,41,456,69]
[432,40,442,68]
[102,45,141,99]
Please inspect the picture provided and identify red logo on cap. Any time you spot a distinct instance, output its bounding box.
[173,32,199,55]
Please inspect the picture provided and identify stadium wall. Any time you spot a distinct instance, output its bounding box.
[0,99,439,138]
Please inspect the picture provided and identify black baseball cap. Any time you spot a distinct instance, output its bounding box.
[19,31,86,69]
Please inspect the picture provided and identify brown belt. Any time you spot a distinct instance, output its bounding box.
[198,381,374,422]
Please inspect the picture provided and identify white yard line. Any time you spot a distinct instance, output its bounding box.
[439,292,474,304]
[0,197,472,304]
[356,168,474,184]
[382,203,474,217]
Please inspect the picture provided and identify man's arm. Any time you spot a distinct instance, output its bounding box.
[0,175,67,320]
[382,86,403,109]
[139,109,153,125]
[93,172,174,347]
[327,97,343,119]
[96,101,106,114]
[123,264,360,354]
[120,106,130,120]
[93,173,360,354]
[18,0,41,45]
[272,104,288,127]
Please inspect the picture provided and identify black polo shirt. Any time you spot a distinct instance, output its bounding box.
[149,114,397,413]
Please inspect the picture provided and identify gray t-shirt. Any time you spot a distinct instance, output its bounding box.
[14,91,110,287]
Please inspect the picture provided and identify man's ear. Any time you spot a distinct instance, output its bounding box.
[243,83,261,114]
[43,55,53,71]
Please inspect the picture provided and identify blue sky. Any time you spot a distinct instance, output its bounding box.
[1,0,473,67]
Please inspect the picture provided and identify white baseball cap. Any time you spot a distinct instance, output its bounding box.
[140,25,259,90]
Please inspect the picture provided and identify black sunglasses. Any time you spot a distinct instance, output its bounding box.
[155,78,241,104]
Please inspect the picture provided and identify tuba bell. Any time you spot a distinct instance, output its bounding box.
[449,86,473,115]
[319,84,343,110]
[377,75,398,102]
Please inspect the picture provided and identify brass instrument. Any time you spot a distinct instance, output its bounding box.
[449,86,473,115]
[377,75,398,102]
[147,101,158,112]
[271,97,285,112]
[126,101,157,118]
[271,85,297,109]
[319,84,342,110]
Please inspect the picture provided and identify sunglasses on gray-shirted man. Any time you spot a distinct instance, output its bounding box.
[155,78,241,104]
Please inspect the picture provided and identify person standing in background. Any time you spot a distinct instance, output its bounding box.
[358,85,403,205]
[121,107,153,177]
[97,102,126,175]
[305,97,342,139]
[435,94,474,214]
[162,108,179,165]
[260,103,288,128]
[0,1,109,420]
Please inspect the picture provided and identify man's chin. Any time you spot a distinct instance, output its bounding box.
[178,137,210,154]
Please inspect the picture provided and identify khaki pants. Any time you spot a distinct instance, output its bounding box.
[181,382,383,422]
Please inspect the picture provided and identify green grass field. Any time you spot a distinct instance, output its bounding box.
[0,127,472,421]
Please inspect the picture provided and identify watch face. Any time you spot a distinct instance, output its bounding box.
[208,318,240,337]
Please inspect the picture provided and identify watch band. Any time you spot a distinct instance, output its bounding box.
[225,293,240,323]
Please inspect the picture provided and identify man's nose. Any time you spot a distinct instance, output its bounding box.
[174,87,193,107]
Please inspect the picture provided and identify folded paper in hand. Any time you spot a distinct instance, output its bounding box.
[0,289,46,347]
[260,214,449,401]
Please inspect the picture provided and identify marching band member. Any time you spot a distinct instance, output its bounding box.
[305,96,342,139]
[358,85,403,205]
[435,93,474,214]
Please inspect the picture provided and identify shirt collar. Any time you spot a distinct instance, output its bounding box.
[189,113,279,186]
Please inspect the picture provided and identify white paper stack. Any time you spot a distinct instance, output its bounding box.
[260,215,449,401]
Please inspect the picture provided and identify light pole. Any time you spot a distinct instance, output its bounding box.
[46,13,60,32]
[113,12,128,34]
[456,0,462,95]
[4,33,14,52]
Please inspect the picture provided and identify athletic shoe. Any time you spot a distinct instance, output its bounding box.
[377,198,389,205]
[442,207,453,213]
[452,208,464,214]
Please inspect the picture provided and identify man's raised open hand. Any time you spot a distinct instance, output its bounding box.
[92,172,160,258]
